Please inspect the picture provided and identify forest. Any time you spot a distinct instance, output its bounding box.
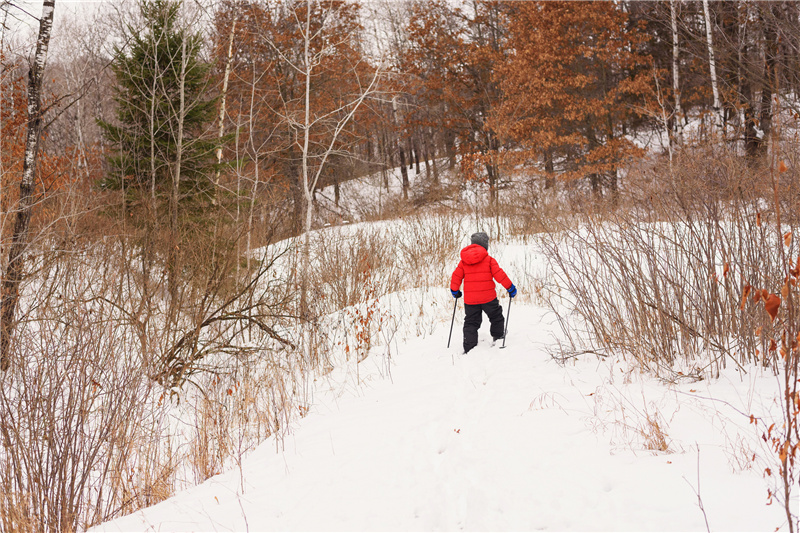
[0,0,799,531]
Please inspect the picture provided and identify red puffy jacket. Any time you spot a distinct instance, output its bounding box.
[450,244,513,305]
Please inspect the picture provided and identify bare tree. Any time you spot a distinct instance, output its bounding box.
[670,0,683,146]
[0,0,55,371]
[702,0,724,134]
[265,0,383,319]
[212,10,236,205]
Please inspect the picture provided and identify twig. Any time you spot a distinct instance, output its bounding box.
[549,348,611,364]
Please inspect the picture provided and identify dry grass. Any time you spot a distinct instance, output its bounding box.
[640,412,671,453]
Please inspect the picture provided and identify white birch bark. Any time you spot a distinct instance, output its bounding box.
[299,0,313,320]
[169,36,187,313]
[150,58,158,203]
[295,0,383,319]
[703,0,724,134]
[213,13,237,205]
[246,63,260,272]
[670,0,683,146]
[1,0,56,369]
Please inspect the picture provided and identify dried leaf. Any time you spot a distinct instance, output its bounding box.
[757,212,762,227]
[769,339,778,352]
[741,285,752,309]
[785,232,793,247]
[782,282,790,299]
[723,262,730,278]
[765,293,781,322]
[779,160,788,173]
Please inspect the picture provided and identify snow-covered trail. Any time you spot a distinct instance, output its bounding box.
[95,303,788,532]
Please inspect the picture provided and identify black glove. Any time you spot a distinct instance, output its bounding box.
[451,289,462,299]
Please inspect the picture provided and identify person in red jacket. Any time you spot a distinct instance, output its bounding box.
[450,232,516,353]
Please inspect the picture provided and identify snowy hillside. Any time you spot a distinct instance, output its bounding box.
[92,233,794,531]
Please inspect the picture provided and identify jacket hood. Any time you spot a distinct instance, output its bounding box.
[461,243,488,266]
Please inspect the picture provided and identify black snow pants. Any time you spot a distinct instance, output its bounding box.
[463,298,505,353]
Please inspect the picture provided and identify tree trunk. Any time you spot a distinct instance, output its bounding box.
[380,129,389,191]
[290,160,304,234]
[428,128,439,184]
[412,136,421,174]
[169,37,188,319]
[670,0,684,146]
[391,97,409,200]
[446,129,456,169]
[0,0,55,371]
[213,13,237,205]
[702,0,724,134]
[398,140,409,201]
[544,149,555,189]
[423,134,432,182]
[300,2,313,321]
[485,160,497,206]
[738,3,759,159]
[759,3,778,155]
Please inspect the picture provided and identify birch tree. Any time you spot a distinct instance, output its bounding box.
[0,0,55,371]
[212,11,236,205]
[215,0,382,321]
[702,0,724,134]
[670,0,683,146]
[293,0,382,318]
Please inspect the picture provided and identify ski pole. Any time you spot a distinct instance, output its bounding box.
[500,297,512,349]
[447,297,458,348]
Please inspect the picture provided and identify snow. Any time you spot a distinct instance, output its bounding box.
[93,293,793,531]
[85,160,798,532]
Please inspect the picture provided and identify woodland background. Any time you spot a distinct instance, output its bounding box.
[0,1,799,531]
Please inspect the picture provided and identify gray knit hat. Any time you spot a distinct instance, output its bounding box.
[470,232,490,250]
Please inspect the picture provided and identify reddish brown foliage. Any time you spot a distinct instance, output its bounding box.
[490,1,652,189]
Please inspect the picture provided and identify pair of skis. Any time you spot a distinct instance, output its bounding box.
[447,297,512,349]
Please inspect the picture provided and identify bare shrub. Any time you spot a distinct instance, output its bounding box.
[0,242,168,533]
[309,225,398,313]
[539,146,784,378]
[308,213,464,314]
[0,180,303,530]
[741,131,800,532]
[392,212,466,286]
[496,175,570,238]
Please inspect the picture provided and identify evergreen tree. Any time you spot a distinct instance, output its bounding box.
[99,0,217,203]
